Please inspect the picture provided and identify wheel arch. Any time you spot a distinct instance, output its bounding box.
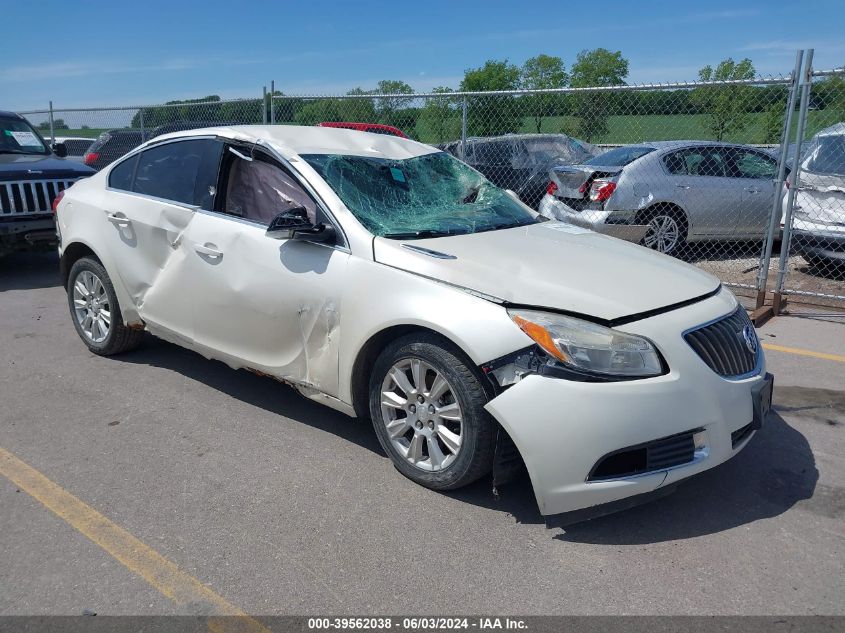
[60,239,142,327]
[635,201,692,238]
[349,324,490,419]
[60,240,103,289]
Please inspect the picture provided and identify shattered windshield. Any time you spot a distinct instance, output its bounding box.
[804,135,845,177]
[303,151,541,238]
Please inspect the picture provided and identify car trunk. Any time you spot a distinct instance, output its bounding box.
[550,165,622,203]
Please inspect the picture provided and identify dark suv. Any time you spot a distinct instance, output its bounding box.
[83,129,147,170]
[441,133,597,208]
[83,121,241,170]
[1,111,95,256]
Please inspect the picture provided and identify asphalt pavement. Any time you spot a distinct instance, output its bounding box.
[1,251,843,615]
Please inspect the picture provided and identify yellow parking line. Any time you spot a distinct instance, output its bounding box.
[762,342,845,364]
[0,446,270,633]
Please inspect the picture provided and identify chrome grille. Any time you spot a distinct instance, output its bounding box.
[684,307,758,378]
[0,180,77,215]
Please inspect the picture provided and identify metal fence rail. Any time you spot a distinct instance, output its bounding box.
[16,49,845,314]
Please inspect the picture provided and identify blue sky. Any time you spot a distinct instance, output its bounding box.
[2,0,844,110]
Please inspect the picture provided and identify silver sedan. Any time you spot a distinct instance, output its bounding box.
[539,141,786,255]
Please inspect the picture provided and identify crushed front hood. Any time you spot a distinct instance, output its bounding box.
[373,221,720,321]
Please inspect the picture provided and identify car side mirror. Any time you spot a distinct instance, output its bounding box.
[266,207,336,244]
[52,142,68,158]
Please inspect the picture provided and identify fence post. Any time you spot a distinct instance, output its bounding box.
[48,101,54,144]
[754,49,804,310]
[460,97,468,159]
[262,86,268,124]
[270,80,275,124]
[773,48,814,315]
[139,108,145,139]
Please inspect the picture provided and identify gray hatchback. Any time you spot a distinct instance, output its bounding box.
[538,141,786,255]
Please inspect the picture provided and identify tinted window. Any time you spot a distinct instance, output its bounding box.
[666,147,729,177]
[585,146,654,167]
[732,150,777,179]
[108,154,139,191]
[132,139,211,205]
[664,151,686,174]
[474,142,511,165]
[63,139,93,155]
[223,150,317,226]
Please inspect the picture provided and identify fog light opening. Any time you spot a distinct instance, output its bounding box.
[693,430,707,452]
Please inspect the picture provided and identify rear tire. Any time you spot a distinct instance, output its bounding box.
[640,206,688,256]
[67,257,143,356]
[369,333,495,491]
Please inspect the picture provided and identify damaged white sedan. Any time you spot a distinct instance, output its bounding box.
[56,125,773,522]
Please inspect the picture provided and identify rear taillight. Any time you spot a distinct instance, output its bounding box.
[578,182,588,194]
[52,190,65,213]
[589,180,617,202]
[83,152,99,165]
[546,181,558,195]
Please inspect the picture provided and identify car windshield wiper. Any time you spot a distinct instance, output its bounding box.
[0,149,28,155]
[382,228,467,240]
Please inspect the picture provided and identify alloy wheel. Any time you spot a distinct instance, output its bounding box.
[380,358,463,472]
[643,214,681,254]
[72,270,111,343]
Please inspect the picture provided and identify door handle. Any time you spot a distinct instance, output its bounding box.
[106,212,131,226]
[193,242,223,258]
[675,184,691,189]
[745,187,761,194]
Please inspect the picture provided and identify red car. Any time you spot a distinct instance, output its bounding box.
[317,122,408,138]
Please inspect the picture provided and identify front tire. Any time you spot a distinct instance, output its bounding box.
[67,257,143,356]
[369,334,495,490]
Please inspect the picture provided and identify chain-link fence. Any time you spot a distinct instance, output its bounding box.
[772,57,845,314]
[15,49,844,313]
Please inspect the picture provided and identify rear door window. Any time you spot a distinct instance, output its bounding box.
[731,149,778,179]
[132,139,219,206]
[670,147,729,177]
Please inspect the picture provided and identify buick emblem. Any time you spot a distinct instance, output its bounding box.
[741,325,758,355]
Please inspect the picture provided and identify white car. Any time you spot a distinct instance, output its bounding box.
[55,125,773,522]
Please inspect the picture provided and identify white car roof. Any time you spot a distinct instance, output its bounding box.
[150,124,437,160]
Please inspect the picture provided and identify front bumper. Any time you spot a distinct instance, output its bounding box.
[0,215,58,254]
[537,195,647,243]
[484,287,768,517]
[791,227,845,263]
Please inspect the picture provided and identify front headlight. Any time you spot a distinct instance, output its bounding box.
[508,309,664,378]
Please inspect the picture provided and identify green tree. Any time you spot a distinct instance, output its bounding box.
[569,48,628,142]
[693,58,756,141]
[37,119,68,130]
[371,80,416,132]
[460,59,522,136]
[521,54,569,133]
[761,104,785,144]
[419,87,459,143]
[294,99,345,126]
[131,95,224,128]
[344,87,380,122]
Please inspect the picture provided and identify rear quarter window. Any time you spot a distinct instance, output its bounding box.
[108,155,138,191]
